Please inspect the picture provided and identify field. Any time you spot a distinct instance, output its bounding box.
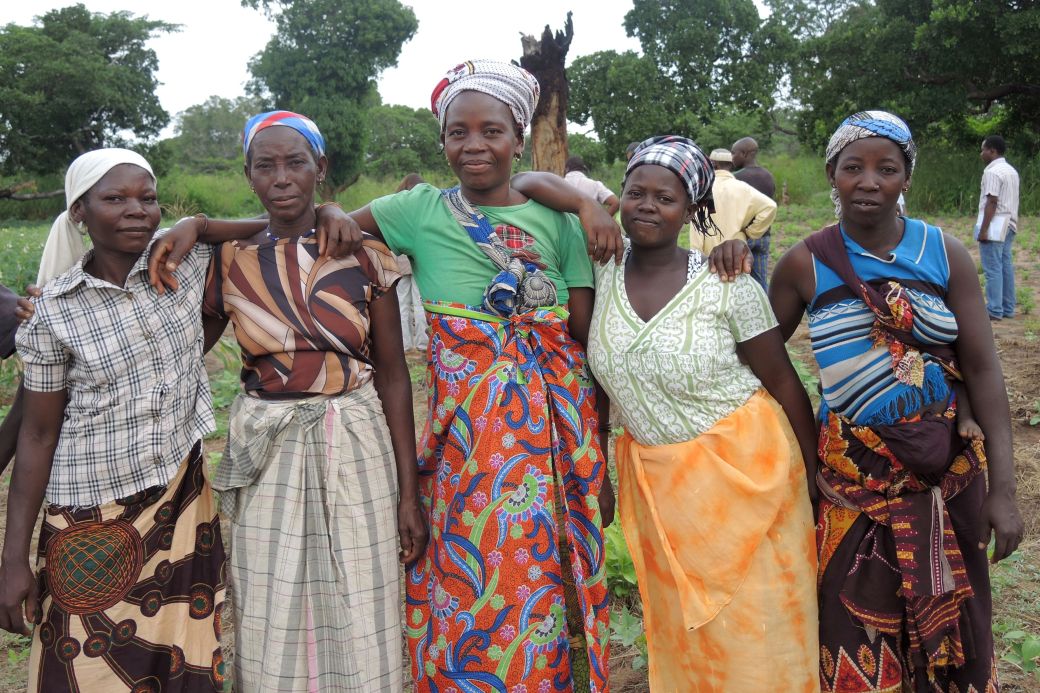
[0,206,1037,691]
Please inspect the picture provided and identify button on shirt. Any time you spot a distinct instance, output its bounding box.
[979,157,1020,227]
[16,235,215,507]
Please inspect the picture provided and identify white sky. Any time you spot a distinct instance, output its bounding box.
[2,0,642,137]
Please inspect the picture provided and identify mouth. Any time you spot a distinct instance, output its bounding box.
[630,217,659,227]
[460,161,492,172]
[850,199,882,209]
[118,227,152,235]
[269,196,298,206]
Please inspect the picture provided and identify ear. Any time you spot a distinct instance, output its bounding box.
[513,134,525,161]
[825,162,836,187]
[69,198,86,224]
[684,200,701,225]
[316,155,329,183]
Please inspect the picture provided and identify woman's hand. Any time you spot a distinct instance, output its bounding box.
[598,477,616,528]
[315,203,365,258]
[398,495,429,565]
[978,489,1023,563]
[148,218,202,294]
[0,559,37,635]
[577,197,624,264]
[707,239,753,282]
[12,285,40,324]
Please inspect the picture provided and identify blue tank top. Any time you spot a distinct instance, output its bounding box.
[808,218,958,425]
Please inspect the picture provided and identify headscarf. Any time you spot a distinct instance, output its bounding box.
[242,110,326,159]
[37,148,155,287]
[430,60,540,133]
[825,110,916,218]
[625,135,715,204]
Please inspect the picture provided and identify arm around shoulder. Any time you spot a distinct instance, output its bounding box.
[768,241,813,342]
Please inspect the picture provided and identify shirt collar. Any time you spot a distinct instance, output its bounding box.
[48,233,161,296]
[714,169,735,180]
[985,157,1006,171]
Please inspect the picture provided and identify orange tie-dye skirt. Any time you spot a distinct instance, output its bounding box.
[616,389,819,692]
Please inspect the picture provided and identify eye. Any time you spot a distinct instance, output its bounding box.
[447,129,465,138]
[625,190,642,199]
[104,195,124,203]
[484,127,503,136]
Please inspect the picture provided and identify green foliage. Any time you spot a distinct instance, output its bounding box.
[365,104,448,180]
[1028,401,1040,427]
[0,4,175,175]
[610,604,648,670]
[566,133,606,172]
[1000,629,1040,681]
[168,96,266,173]
[160,170,259,220]
[1016,286,1035,316]
[246,0,418,195]
[0,222,50,294]
[604,522,639,601]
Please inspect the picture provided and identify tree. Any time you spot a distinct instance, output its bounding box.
[520,13,573,175]
[245,0,418,195]
[0,4,174,175]
[365,104,448,179]
[169,95,265,172]
[568,50,689,162]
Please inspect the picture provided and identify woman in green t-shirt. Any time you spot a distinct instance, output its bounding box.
[150,60,618,693]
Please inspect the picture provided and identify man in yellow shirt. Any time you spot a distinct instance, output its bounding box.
[691,149,776,257]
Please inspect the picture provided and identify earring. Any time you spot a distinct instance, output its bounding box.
[514,153,522,161]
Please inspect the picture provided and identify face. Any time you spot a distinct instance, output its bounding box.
[70,164,160,259]
[826,137,909,226]
[245,127,328,224]
[620,164,696,249]
[980,141,996,164]
[730,146,746,169]
[441,91,523,197]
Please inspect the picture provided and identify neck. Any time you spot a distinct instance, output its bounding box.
[744,156,759,167]
[842,216,904,256]
[628,242,687,272]
[267,208,317,238]
[461,182,516,207]
[84,250,140,286]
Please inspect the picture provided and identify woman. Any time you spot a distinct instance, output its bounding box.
[151,61,614,693]
[586,136,820,691]
[203,110,425,691]
[0,149,227,691]
[713,111,1024,691]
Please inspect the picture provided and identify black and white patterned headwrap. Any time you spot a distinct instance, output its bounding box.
[624,135,715,204]
[825,110,916,218]
[430,60,540,133]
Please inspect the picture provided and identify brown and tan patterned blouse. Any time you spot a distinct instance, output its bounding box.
[203,233,400,398]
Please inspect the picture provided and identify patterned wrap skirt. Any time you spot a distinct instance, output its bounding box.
[616,390,820,692]
[214,381,402,692]
[406,303,611,692]
[28,442,227,692]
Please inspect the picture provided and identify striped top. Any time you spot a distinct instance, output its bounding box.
[808,219,957,425]
[204,233,400,398]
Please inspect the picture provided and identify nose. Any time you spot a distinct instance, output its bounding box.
[274,163,291,186]
[462,132,487,152]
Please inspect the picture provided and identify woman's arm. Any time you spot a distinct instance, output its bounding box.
[767,241,814,342]
[737,328,819,503]
[0,388,66,634]
[511,172,624,264]
[368,286,427,564]
[943,234,1022,562]
[566,287,615,527]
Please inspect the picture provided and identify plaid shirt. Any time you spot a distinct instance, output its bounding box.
[16,234,215,507]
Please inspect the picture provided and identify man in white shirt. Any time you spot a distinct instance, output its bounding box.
[977,135,1021,320]
[564,156,619,216]
[691,149,777,257]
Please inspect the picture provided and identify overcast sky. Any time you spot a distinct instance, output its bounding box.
[2,0,643,136]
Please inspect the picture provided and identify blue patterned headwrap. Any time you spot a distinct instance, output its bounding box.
[242,110,325,159]
[825,110,916,174]
[624,135,715,204]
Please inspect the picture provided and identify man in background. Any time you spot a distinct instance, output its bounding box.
[731,137,776,289]
[692,149,777,257]
[977,135,1021,321]
[564,156,620,216]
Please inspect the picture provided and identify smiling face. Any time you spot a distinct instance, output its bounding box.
[621,164,696,250]
[70,163,160,259]
[245,126,327,229]
[827,137,909,227]
[441,91,523,203]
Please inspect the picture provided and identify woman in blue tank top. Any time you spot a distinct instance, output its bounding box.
[711,111,1023,693]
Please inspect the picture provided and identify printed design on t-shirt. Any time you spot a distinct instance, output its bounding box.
[495,224,545,269]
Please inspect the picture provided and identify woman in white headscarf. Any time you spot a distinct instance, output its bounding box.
[0,148,228,692]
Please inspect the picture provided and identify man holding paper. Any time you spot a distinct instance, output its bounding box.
[977,135,1020,321]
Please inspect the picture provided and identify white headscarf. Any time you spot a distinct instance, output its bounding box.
[37,148,155,287]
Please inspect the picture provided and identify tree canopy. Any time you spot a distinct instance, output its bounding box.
[364,104,448,180]
[0,4,174,175]
[168,96,265,172]
[246,0,418,194]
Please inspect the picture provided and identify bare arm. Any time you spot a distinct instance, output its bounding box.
[566,287,615,527]
[368,284,427,564]
[943,234,1022,562]
[512,172,624,264]
[767,241,814,342]
[977,195,998,242]
[0,384,25,476]
[0,388,66,634]
[603,195,620,217]
[737,327,819,503]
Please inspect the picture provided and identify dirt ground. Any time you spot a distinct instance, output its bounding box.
[0,221,1037,691]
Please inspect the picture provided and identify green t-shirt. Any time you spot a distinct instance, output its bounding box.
[369,183,593,306]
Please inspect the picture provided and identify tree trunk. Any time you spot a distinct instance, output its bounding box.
[0,182,63,201]
[520,12,573,176]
